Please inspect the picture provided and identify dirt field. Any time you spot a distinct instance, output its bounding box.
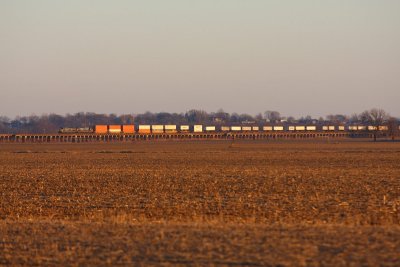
[0,140,399,266]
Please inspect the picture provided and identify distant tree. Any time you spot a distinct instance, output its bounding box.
[360,108,390,141]
[264,111,281,123]
[286,116,296,123]
[254,113,264,123]
[326,114,348,124]
[185,110,209,124]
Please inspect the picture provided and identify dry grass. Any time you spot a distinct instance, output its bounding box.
[0,140,399,265]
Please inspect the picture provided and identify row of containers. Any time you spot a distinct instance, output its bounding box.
[93,124,389,134]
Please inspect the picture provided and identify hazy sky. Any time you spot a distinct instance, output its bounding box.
[1,1,399,118]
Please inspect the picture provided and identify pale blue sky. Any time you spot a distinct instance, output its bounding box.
[1,1,399,118]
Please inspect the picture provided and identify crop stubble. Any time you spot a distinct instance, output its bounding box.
[0,141,399,265]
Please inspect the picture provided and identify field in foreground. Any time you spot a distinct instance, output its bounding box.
[0,140,399,266]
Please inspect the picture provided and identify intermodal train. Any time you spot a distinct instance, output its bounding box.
[59,124,393,134]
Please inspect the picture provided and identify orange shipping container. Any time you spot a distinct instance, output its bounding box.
[122,125,135,133]
[95,125,108,134]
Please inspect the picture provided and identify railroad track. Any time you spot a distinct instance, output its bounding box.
[0,132,376,143]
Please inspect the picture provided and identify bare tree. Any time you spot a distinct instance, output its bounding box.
[360,108,390,141]
[264,111,281,123]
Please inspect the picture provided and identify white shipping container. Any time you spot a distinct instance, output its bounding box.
[274,126,284,131]
[151,125,164,133]
[108,129,122,133]
[193,125,203,132]
[205,126,216,131]
[306,126,316,131]
[180,125,190,131]
[263,126,273,131]
[295,126,305,131]
[379,126,388,130]
[242,126,252,131]
[151,125,164,130]
[164,125,177,130]
[231,126,241,131]
[221,126,230,131]
[252,126,259,131]
[139,125,150,130]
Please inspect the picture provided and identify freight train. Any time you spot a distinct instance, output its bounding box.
[59,124,393,134]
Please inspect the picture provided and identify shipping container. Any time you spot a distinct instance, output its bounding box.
[379,126,388,131]
[242,126,252,131]
[95,125,108,134]
[151,125,164,133]
[122,125,135,134]
[164,125,177,133]
[221,126,230,131]
[306,126,316,131]
[180,125,190,131]
[274,126,284,131]
[205,126,216,131]
[263,126,273,131]
[231,126,241,131]
[295,126,306,131]
[138,125,151,134]
[108,125,122,134]
[193,125,203,132]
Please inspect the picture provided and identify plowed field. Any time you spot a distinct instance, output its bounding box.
[0,140,399,266]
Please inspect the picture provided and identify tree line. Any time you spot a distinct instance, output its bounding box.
[0,109,398,134]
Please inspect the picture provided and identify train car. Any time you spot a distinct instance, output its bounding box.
[322,126,335,131]
[221,126,230,131]
[205,126,216,131]
[263,126,273,131]
[138,125,151,134]
[108,125,122,134]
[59,127,94,134]
[274,126,284,131]
[306,126,316,131]
[193,125,203,133]
[151,125,164,134]
[338,126,345,131]
[165,125,177,133]
[122,125,135,134]
[252,126,259,131]
[295,126,306,131]
[95,125,108,134]
[231,126,241,131]
[180,125,190,132]
[242,126,252,131]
